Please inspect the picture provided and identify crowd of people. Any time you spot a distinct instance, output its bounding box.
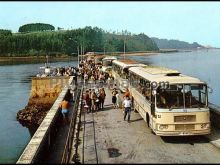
[77,59,115,86]
[83,88,106,113]
[54,56,133,123]
[36,65,79,78]
[79,57,133,122]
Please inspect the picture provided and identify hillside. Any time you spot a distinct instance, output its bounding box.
[151,37,204,50]
[0,26,158,57]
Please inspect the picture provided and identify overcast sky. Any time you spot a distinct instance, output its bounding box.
[0,1,220,47]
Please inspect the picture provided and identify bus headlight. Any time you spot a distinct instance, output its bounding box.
[122,81,128,87]
[201,123,209,129]
[159,124,168,130]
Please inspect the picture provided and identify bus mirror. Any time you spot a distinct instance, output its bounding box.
[208,86,213,93]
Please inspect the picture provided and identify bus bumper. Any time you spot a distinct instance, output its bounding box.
[154,129,211,136]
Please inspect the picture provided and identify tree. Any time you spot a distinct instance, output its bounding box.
[18,23,55,33]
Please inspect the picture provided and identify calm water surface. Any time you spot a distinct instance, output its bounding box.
[0,60,77,163]
[1,49,220,163]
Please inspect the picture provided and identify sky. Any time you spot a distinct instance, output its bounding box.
[0,1,220,47]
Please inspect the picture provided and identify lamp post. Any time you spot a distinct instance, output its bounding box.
[124,37,126,60]
[104,40,107,56]
[77,45,79,68]
[69,37,80,67]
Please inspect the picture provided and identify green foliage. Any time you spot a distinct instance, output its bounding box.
[0,29,12,37]
[103,32,159,52]
[151,37,203,49]
[0,26,159,56]
[18,23,55,33]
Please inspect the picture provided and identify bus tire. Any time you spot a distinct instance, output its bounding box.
[132,97,137,112]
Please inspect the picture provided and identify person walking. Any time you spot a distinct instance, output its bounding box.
[112,88,118,109]
[91,89,97,113]
[99,88,106,110]
[116,92,120,109]
[107,77,111,89]
[124,88,130,98]
[95,88,100,111]
[84,90,91,113]
[59,99,69,124]
[123,96,132,122]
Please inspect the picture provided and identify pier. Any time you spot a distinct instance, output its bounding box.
[16,69,220,164]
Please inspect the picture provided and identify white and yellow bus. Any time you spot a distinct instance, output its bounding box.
[112,59,146,92]
[128,65,210,136]
[101,56,117,74]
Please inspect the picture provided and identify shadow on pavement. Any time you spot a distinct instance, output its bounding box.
[161,135,210,145]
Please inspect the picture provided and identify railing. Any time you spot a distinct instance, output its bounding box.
[61,88,82,164]
[16,77,74,164]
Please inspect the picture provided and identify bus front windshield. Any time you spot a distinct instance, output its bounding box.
[121,68,129,79]
[156,84,207,109]
[103,60,112,67]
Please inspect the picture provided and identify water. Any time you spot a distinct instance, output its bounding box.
[1,49,220,163]
[0,60,77,163]
[129,49,220,106]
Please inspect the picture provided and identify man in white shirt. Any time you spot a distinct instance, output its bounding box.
[123,96,132,122]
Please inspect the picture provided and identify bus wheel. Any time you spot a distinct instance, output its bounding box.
[132,97,137,112]
[146,113,150,127]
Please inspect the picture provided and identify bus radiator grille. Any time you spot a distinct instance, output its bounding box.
[174,115,196,122]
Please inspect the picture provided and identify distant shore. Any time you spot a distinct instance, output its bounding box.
[118,52,159,56]
[0,49,179,62]
[117,49,178,56]
[0,56,77,62]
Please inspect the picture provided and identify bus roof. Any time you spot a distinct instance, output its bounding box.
[112,59,147,69]
[129,66,205,84]
[102,56,117,61]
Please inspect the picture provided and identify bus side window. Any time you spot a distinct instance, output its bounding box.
[145,89,151,101]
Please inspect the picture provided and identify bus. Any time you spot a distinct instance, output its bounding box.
[101,56,117,74]
[112,59,146,92]
[128,65,210,136]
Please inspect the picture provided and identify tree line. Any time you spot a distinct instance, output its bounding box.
[151,37,203,49]
[0,25,159,57]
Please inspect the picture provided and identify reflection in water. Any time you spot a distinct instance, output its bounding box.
[20,75,33,83]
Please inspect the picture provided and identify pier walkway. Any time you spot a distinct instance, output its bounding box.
[75,82,220,163]
[17,78,220,164]
[78,85,141,163]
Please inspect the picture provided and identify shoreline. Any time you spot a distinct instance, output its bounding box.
[0,56,77,62]
[0,49,178,62]
[118,52,159,56]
